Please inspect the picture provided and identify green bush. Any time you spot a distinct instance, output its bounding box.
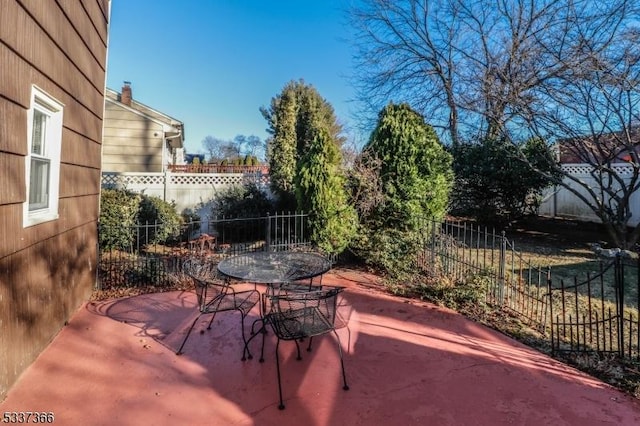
[99,189,140,251]
[351,103,453,279]
[296,127,357,254]
[137,194,183,245]
[213,182,274,218]
[451,137,560,224]
[211,182,275,242]
[99,190,183,250]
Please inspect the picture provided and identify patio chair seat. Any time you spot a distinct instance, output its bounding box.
[175,258,260,360]
[259,285,349,409]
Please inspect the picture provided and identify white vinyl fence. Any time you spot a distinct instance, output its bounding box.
[101,171,270,213]
[538,164,640,226]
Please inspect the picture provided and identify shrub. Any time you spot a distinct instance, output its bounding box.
[137,194,183,245]
[451,137,559,224]
[99,189,184,251]
[99,189,140,251]
[296,127,357,254]
[211,182,275,242]
[213,182,274,218]
[352,103,453,278]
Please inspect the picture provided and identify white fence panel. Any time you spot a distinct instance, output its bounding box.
[101,171,270,213]
[539,164,640,226]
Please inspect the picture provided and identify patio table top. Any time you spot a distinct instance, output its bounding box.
[217,251,331,284]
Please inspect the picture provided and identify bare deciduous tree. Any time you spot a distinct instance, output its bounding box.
[352,0,640,248]
[201,135,240,162]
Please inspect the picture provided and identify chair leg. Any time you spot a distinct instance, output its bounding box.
[176,314,201,355]
[206,311,218,330]
[333,330,349,391]
[259,324,267,363]
[306,336,314,352]
[294,340,302,360]
[240,313,253,361]
[275,339,285,410]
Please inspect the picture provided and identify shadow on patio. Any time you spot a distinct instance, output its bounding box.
[2,268,640,425]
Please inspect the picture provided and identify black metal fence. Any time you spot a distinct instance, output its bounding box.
[549,255,640,360]
[96,213,640,360]
[97,212,310,290]
[422,219,550,332]
[421,218,640,360]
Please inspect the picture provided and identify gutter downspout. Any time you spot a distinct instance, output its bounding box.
[163,130,182,202]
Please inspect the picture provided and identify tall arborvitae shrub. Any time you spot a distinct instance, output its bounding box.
[355,102,453,277]
[296,127,357,254]
[262,79,344,210]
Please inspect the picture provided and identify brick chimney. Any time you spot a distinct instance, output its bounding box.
[121,81,132,106]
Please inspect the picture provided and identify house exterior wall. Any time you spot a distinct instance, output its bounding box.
[102,102,165,172]
[0,0,110,399]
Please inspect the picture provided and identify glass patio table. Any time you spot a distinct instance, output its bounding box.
[217,251,333,360]
[217,251,332,285]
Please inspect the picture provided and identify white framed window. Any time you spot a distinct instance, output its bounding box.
[23,86,64,227]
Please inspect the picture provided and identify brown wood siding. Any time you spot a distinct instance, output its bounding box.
[0,44,104,144]
[59,164,101,198]
[19,0,107,91]
[0,152,25,205]
[0,0,109,400]
[0,98,27,155]
[0,1,105,117]
[0,221,97,398]
[56,0,109,70]
[0,196,99,270]
[61,130,102,169]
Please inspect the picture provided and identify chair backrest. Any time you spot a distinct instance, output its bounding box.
[181,257,227,310]
[267,286,344,340]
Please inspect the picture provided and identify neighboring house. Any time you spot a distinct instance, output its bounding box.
[540,127,640,226]
[0,1,110,399]
[103,83,184,173]
[558,127,640,164]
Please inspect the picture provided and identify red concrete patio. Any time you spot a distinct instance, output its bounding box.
[3,268,640,425]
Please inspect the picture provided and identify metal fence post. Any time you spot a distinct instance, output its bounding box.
[615,253,625,356]
[430,218,437,268]
[498,230,507,306]
[265,213,271,252]
[548,270,555,356]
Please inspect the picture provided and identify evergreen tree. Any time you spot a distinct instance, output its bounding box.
[261,79,344,210]
[297,127,357,254]
[264,87,298,208]
[353,103,453,277]
[365,102,453,228]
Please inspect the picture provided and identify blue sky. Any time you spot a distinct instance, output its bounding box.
[106,0,360,155]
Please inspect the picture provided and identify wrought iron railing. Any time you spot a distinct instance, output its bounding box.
[97,212,310,290]
[96,213,640,360]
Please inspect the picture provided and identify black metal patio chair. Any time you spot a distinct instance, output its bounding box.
[259,285,349,410]
[175,258,260,360]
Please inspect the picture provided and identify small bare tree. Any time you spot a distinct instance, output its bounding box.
[523,23,640,248]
